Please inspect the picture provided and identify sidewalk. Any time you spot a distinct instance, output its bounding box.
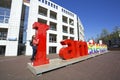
[0,51,120,80]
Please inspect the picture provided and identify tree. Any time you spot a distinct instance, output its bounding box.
[100,28,109,38]
[112,26,120,39]
[99,28,110,44]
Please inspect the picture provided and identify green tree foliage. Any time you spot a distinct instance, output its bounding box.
[96,26,120,45]
[112,26,120,39]
[99,28,110,44]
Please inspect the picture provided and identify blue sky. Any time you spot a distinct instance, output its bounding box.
[50,0,120,40]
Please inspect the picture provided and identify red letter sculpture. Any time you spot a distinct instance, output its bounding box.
[75,41,83,57]
[59,39,88,60]
[32,22,49,66]
[59,39,76,60]
[83,41,88,55]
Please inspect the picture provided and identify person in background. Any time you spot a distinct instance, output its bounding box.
[30,35,39,61]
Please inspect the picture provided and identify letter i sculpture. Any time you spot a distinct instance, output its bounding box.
[32,22,49,66]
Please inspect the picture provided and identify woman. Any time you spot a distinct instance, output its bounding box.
[30,35,39,61]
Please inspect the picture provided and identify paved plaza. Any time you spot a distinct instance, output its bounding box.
[0,51,120,80]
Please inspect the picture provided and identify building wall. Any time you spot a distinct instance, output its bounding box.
[0,0,23,56]
[5,0,23,56]
[0,0,84,56]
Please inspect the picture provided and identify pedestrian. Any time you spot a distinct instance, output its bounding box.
[30,35,39,62]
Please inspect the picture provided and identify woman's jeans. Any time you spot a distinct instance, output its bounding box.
[31,46,37,61]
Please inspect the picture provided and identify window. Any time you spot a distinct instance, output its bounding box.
[48,2,50,6]
[38,18,47,24]
[53,5,56,8]
[50,22,57,31]
[0,28,8,40]
[51,3,53,7]
[45,0,47,4]
[69,18,74,25]
[70,27,74,34]
[62,25,68,33]
[56,6,58,9]
[50,10,57,20]
[49,34,57,43]
[42,0,44,3]
[49,46,56,54]
[63,36,68,40]
[0,16,4,23]
[38,6,48,16]
[0,7,10,23]
[62,15,68,23]
[70,37,74,40]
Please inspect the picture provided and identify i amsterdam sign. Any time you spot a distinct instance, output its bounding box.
[28,22,108,75]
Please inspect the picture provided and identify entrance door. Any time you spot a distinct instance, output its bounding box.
[0,46,6,55]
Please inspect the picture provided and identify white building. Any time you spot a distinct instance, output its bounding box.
[0,0,84,56]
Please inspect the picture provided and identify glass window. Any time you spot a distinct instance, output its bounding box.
[63,36,68,40]
[50,10,57,20]
[18,5,29,44]
[56,6,58,9]
[45,0,47,4]
[50,22,57,31]
[48,2,50,6]
[0,16,4,23]
[62,15,68,23]
[49,46,56,54]
[4,18,9,23]
[42,0,44,3]
[49,34,57,43]
[38,18,47,24]
[0,28,8,40]
[70,37,74,40]
[62,25,68,33]
[70,27,74,34]
[0,32,2,37]
[0,7,10,23]
[0,10,4,15]
[69,18,74,26]
[51,3,53,7]
[38,6,48,16]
